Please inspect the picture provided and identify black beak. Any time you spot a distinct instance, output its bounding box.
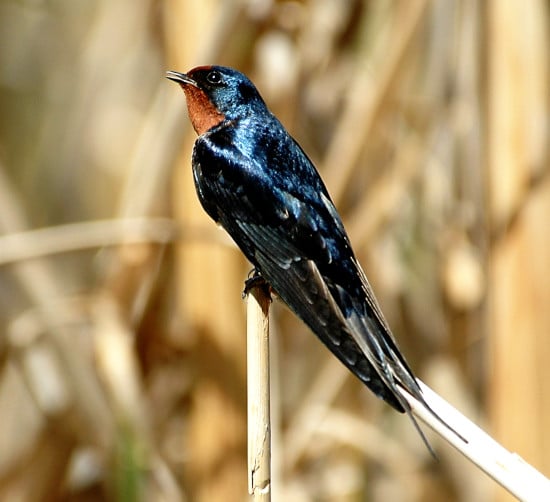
[166,71,198,87]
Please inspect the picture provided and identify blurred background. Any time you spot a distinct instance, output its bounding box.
[0,0,549,500]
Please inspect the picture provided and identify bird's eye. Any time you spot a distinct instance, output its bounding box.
[206,70,223,85]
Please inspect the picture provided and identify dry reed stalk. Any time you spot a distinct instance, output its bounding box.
[166,3,251,500]
[246,284,272,501]
[0,163,114,499]
[0,163,114,445]
[402,382,550,501]
[322,0,430,205]
[487,3,550,501]
[246,286,550,500]
[0,218,178,266]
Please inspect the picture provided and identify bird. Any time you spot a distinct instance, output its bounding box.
[167,65,457,453]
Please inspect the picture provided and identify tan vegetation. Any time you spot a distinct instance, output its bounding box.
[0,1,548,500]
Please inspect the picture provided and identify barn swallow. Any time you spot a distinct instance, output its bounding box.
[167,66,457,452]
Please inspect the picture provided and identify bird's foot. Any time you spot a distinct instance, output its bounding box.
[242,269,272,299]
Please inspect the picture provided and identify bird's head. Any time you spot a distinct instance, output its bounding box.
[167,65,266,135]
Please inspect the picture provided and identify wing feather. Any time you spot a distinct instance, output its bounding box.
[192,122,448,431]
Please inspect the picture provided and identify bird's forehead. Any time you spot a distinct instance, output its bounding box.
[187,65,215,78]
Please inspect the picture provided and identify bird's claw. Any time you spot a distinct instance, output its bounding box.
[242,269,271,299]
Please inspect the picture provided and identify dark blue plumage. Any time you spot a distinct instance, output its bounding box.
[167,66,451,449]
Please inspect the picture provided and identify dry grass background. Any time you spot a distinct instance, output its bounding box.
[0,0,549,501]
